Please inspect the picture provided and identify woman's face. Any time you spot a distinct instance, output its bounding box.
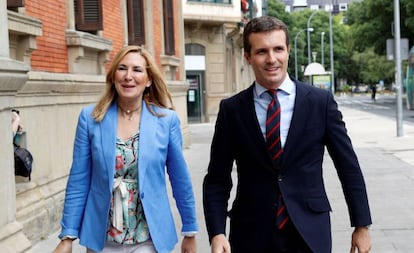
[114,52,151,102]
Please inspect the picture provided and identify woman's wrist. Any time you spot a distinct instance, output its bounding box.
[61,236,77,241]
[182,231,197,238]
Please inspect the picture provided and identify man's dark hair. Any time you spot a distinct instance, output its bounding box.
[243,16,290,54]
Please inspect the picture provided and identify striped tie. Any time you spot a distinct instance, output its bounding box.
[266,90,289,229]
[266,90,282,163]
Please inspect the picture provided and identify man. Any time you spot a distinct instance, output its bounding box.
[203,16,372,253]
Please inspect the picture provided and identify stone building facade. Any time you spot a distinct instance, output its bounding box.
[182,0,254,123]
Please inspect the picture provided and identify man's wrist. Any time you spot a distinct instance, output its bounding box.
[356,225,371,230]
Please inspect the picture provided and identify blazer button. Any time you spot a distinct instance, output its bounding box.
[277,175,283,182]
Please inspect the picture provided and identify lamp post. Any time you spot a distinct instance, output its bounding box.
[307,11,318,65]
[329,5,335,94]
[321,32,325,67]
[394,0,403,136]
[295,28,314,80]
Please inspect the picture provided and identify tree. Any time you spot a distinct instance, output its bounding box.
[265,0,399,89]
[266,0,292,27]
[286,9,351,85]
[352,48,395,87]
[345,0,414,54]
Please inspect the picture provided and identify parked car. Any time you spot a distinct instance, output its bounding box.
[353,85,370,93]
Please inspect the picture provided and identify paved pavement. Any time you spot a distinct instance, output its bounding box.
[32,98,414,253]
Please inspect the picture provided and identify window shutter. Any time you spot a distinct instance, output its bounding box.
[7,0,24,8]
[75,0,103,32]
[127,0,145,45]
[163,0,175,55]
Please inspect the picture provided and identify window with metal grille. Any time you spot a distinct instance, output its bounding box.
[163,0,175,55]
[74,0,103,32]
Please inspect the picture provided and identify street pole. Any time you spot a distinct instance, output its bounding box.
[321,32,325,67]
[307,11,318,65]
[295,28,313,80]
[394,0,403,136]
[329,7,335,94]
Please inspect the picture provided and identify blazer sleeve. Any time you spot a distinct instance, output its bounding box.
[166,112,199,233]
[59,107,93,238]
[324,92,372,227]
[203,99,236,239]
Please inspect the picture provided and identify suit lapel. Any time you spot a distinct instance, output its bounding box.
[241,85,266,146]
[282,82,311,165]
[241,85,278,175]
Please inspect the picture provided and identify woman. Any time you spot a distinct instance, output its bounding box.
[53,46,198,253]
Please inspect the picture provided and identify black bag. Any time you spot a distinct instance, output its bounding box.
[14,143,33,181]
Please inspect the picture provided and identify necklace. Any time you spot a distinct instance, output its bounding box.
[118,104,141,121]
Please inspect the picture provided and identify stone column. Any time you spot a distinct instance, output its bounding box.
[0,0,31,252]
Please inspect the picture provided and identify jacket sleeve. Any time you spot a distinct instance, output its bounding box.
[203,99,235,239]
[59,108,92,238]
[324,92,372,227]
[166,112,199,233]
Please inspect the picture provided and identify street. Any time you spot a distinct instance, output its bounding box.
[335,92,414,124]
[33,92,414,253]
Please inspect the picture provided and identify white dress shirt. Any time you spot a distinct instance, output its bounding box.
[253,76,296,148]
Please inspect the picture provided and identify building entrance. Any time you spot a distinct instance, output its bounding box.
[186,71,205,123]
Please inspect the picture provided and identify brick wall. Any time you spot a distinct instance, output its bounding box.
[26,0,68,73]
[102,0,125,70]
[174,0,181,80]
[23,0,175,74]
[153,0,162,66]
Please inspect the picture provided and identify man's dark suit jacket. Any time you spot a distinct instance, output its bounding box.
[203,81,372,253]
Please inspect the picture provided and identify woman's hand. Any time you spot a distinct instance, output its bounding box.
[181,236,197,253]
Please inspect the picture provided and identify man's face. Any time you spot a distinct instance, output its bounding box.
[244,30,290,89]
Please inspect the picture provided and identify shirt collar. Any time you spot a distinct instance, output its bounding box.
[254,75,295,97]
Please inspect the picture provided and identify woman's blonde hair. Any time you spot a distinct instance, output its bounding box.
[92,45,174,121]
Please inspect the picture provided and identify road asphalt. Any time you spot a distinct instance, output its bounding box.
[32,94,414,253]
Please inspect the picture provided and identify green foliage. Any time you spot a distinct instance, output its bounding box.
[345,0,414,54]
[266,0,292,27]
[266,0,408,87]
[285,9,348,82]
[351,48,395,86]
[340,84,351,92]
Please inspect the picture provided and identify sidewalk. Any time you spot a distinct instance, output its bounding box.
[32,105,414,253]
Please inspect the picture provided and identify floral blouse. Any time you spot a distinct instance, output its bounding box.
[107,132,150,244]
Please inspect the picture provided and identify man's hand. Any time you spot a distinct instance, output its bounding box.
[181,236,197,253]
[211,234,231,253]
[350,226,371,253]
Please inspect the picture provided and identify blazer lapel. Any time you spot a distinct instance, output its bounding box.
[242,85,266,146]
[100,102,118,191]
[241,85,278,175]
[136,102,155,192]
[282,82,311,164]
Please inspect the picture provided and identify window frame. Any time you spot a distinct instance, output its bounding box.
[127,0,145,46]
[7,0,24,8]
[74,0,103,32]
[163,0,175,55]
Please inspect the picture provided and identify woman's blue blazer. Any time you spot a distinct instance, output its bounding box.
[59,101,198,252]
